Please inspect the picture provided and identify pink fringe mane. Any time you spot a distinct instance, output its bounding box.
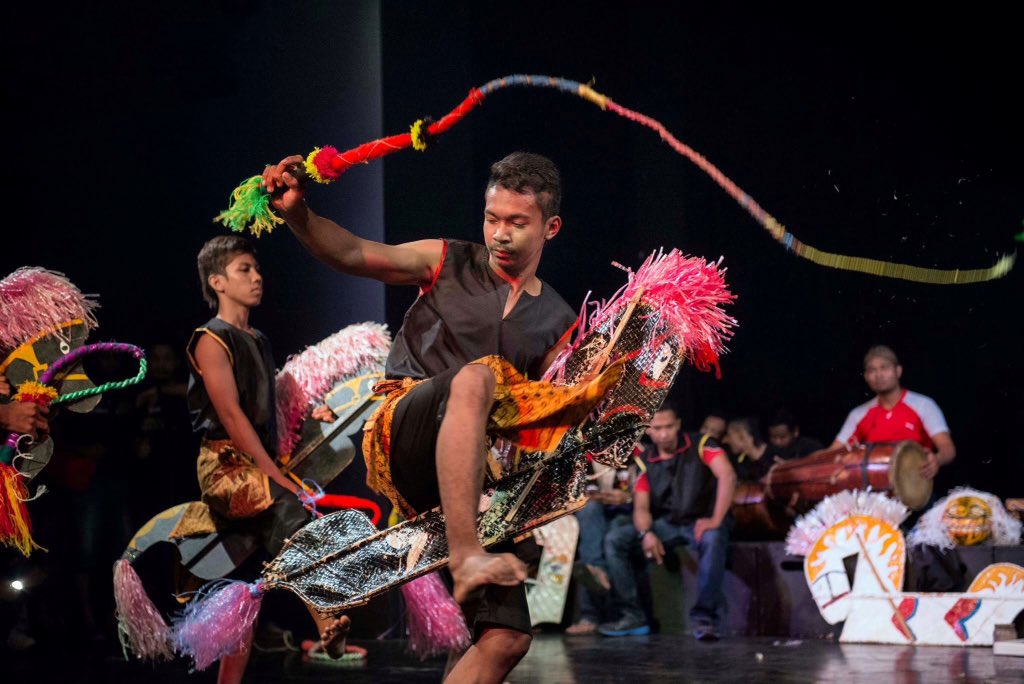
[275,323,391,456]
[546,249,735,382]
[0,267,99,352]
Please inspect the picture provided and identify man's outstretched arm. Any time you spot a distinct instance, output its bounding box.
[262,155,443,287]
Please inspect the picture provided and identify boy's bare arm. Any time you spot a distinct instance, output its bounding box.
[194,334,298,495]
[262,156,443,286]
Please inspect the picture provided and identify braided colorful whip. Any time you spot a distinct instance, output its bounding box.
[1,342,147,555]
[216,74,1014,285]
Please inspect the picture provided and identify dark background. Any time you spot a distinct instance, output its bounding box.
[5,4,1020,515]
[3,0,1022,676]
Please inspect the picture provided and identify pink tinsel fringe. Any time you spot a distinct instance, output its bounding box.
[113,559,173,661]
[172,580,263,671]
[546,249,735,383]
[401,572,470,659]
[275,322,391,456]
[784,490,909,557]
[0,267,99,352]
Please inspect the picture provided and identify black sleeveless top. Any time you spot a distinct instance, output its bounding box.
[642,432,720,525]
[186,318,278,456]
[386,240,577,380]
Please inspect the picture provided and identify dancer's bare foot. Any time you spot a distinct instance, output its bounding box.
[450,552,527,604]
[320,615,351,659]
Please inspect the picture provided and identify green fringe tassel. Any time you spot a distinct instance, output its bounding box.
[213,175,284,237]
[1015,231,1024,242]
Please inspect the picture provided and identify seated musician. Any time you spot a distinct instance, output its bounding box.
[725,417,786,482]
[831,345,956,482]
[766,407,823,459]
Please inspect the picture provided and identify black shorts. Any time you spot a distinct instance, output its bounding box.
[390,366,532,637]
[389,366,460,514]
[457,541,533,638]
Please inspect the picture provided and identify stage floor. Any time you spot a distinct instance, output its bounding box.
[9,633,1024,683]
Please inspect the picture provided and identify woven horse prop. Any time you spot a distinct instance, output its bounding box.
[1,268,148,555]
[115,250,734,669]
[786,490,1024,645]
[112,323,390,659]
[116,323,390,579]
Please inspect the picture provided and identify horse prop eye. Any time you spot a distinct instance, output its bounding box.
[1,321,100,415]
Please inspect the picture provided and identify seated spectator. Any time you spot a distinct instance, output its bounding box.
[599,400,736,641]
[699,411,727,442]
[566,454,641,635]
[726,417,784,482]
[766,408,823,459]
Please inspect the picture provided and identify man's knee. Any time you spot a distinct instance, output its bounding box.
[476,627,532,667]
[604,523,636,557]
[701,525,728,548]
[449,364,497,406]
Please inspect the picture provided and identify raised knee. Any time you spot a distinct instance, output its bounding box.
[605,525,635,554]
[450,364,497,403]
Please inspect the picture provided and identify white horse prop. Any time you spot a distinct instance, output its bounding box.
[786,490,1024,646]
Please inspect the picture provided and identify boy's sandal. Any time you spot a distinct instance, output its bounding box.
[301,639,368,662]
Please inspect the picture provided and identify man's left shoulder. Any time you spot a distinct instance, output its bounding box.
[539,279,574,311]
[903,390,942,411]
[537,279,577,330]
[693,432,725,463]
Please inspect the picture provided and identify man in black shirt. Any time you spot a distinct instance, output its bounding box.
[599,401,736,641]
[264,152,592,682]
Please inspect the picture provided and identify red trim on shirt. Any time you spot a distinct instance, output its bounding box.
[552,320,578,353]
[420,239,448,296]
[635,434,723,492]
[647,434,692,463]
[701,446,725,466]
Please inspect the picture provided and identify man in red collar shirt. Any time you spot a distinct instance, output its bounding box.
[831,345,956,480]
[598,400,737,641]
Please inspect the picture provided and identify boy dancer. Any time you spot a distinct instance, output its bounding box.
[187,236,349,682]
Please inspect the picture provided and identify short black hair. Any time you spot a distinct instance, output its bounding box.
[197,235,257,309]
[487,152,561,221]
[655,398,679,418]
[864,345,899,369]
[728,416,764,445]
[704,408,728,422]
[768,408,798,431]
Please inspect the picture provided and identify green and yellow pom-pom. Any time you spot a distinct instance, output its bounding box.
[410,119,428,152]
[213,175,284,237]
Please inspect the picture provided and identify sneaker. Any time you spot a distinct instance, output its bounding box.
[598,616,651,637]
[693,623,720,641]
